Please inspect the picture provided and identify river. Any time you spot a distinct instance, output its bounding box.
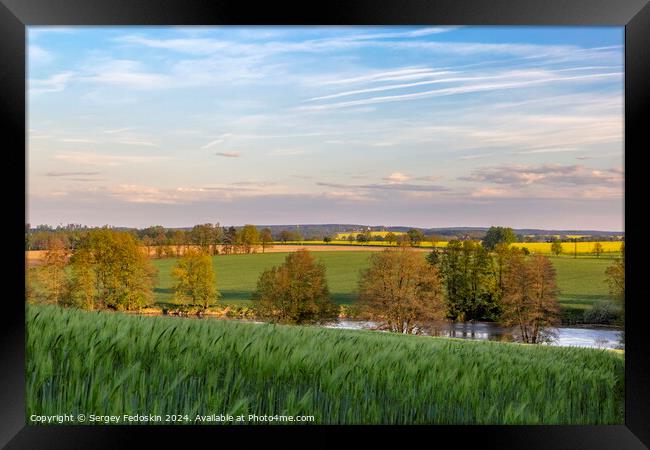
[324,319,623,350]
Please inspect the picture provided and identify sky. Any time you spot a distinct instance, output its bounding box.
[27,26,624,230]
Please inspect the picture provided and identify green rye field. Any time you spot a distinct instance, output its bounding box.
[27,305,624,425]
[151,251,617,322]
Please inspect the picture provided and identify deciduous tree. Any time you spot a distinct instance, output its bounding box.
[171,248,218,310]
[501,254,560,343]
[253,249,338,324]
[69,229,156,310]
[593,242,604,258]
[260,228,274,253]
[551,239,563,256]
[357,248,444,334]
[240,224,261,254]
[482,226,517,251]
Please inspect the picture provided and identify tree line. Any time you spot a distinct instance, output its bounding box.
[26,223,275,256]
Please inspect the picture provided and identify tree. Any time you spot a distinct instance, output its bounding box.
[493,242,518,301]
[67,229,156,310]
[407,228,425,246]
[605,242,624,310]
[66,247,96,309]
[395,234,411,247]
[500,254,560,344]
[323,236,332,244]
[34,236,69,305]
[171,248,218,310]
[222,226,238,254]
[551,239,563,256]
[593,242,604,258]
[357,249,445,334]
[253,249,338,324]
[438,240,498,321]
[279,230,299,243]
[425,248,440,267]
[171,230,186,256]
[260,228,274,253]
[385,232,397,245]
[346,234,355,243]
[482,226,517,251]
[190,224,216,253]
[240,224,261,253]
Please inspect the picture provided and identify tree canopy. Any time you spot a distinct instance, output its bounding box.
[253,249,338,324]
[357,248,445,334]
[482,226,517,250]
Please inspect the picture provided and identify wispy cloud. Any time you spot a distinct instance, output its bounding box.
[29,72,74,94]
[54,152,168,166]
[103,127,135,134]
[300,71,621,110]
[81,59,172,89]
[317,181,448,192]
[116,140,157,147]
[382,172,411,183]
[29,45,54,65]
[45,171,100,177]
[461,164,623,187]
[215,151,240,158]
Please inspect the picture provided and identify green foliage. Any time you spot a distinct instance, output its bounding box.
[171,248,218,310]
[253,250,339,324]
[425,248,440,267]
[482,226,517,251]
[27,305,624,425]
[582,301,620,325]
[439,240,499,321]
[150,252,617,325]
[605,246,624,321]
[406,228,425,246]
[68,228,156,311]
[239,225,261,253]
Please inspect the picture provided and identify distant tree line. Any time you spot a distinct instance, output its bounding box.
[26,223,274,256]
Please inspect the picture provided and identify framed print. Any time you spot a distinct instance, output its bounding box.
[2,0,649,448]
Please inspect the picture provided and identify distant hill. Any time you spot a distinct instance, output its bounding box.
[28,223,624,241]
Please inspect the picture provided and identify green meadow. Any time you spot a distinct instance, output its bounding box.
[26,305,624,425]
[151,251,617,323]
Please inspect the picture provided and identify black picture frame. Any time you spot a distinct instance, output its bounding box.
[2,0,648,448]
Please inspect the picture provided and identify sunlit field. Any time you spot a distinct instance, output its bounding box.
[151,251,617,323]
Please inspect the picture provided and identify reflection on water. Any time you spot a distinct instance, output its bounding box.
[325,319,623,350]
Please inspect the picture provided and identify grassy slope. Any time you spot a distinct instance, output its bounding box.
[152,251,616,322]
[550,256,618,322]
[26,305,624,425]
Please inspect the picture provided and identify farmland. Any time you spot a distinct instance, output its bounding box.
[26,304,624,425]
[275,240,623,255]
[151,251,618,323]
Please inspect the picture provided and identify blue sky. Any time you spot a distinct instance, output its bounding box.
[27,26,624,230]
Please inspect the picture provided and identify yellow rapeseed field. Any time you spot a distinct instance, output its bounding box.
[511,241,623,255]
[281,239,623,254]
